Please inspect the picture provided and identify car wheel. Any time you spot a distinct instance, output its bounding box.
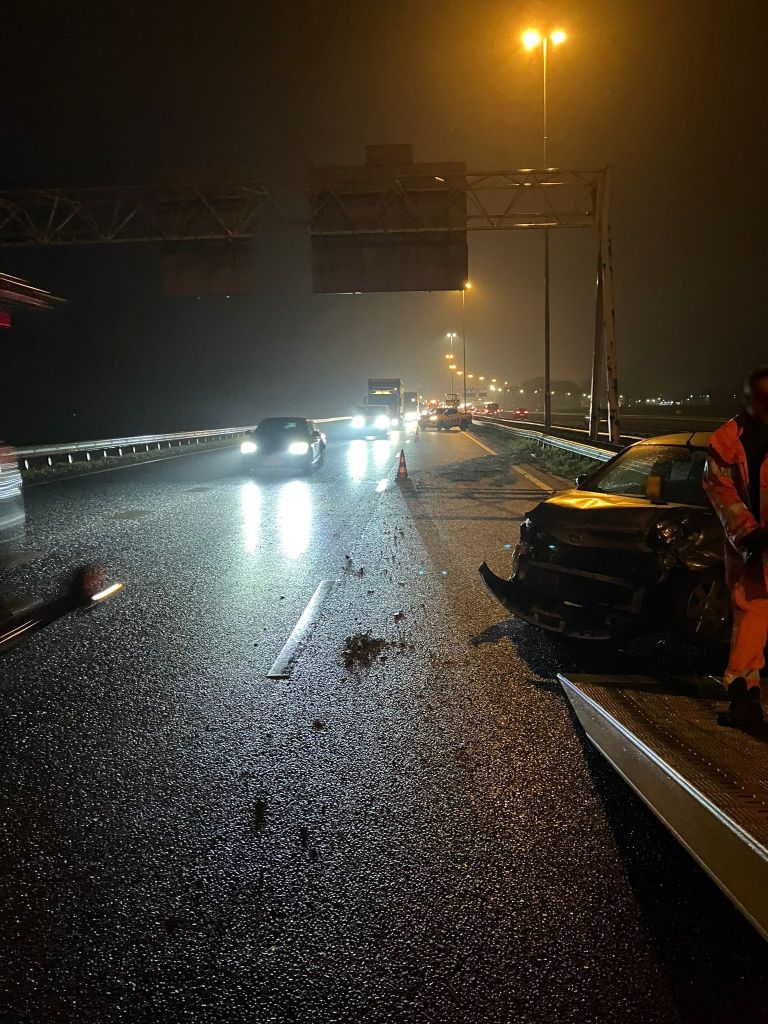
[670,568,731,644]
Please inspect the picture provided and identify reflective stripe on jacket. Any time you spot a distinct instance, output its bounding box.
[703,415,765,584]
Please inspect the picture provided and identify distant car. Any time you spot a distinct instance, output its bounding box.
[349,405,391,439]
[512,408,528,419]
[484,403,501,416]
[240,418,326,473]
[425,407,471,431]
[480,432,730,643]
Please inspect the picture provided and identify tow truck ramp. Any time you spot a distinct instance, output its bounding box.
[559,674,768,940]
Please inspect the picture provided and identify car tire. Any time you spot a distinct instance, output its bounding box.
[669,568,731,644]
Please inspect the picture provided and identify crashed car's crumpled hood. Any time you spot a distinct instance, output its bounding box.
[529,489,705,548]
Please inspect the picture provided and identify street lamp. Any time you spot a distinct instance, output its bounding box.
[521,26,567,431]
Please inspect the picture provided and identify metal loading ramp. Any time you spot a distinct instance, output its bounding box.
[558,674,768,940]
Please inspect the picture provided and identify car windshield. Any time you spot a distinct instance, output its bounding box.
[585,444,709,506]
[256,418,309,438]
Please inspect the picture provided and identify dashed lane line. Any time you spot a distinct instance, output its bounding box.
[267,580,333,680]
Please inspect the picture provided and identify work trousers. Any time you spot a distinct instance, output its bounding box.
[726,561,768,688]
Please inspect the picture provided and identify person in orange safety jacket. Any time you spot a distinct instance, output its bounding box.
[703,367,768,728]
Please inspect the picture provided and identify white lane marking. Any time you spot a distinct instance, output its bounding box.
[513,464,551,491]
[462,432,497,456]
[267,580,333,679]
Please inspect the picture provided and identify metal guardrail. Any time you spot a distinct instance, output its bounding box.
[472,415,621,462]
[16,417,351,469]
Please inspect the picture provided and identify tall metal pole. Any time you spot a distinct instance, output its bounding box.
[461,288,467,409]
[599,167,621,444]
[588,248,605,441]
[542,37,552,431]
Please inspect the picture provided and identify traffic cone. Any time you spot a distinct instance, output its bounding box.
[395,448,408,482]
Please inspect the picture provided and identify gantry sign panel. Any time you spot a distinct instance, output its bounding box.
[310,145,468,293]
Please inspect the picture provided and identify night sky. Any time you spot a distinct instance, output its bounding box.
[3,0,766,441]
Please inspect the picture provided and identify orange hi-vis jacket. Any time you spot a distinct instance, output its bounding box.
[703,415,768,586]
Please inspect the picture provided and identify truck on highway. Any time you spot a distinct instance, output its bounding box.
[367,378,404,427]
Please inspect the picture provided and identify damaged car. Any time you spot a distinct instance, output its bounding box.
[479,432,731,643]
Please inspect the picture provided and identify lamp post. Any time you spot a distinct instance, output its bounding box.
[444,350,454,398]
[521,27,567,431]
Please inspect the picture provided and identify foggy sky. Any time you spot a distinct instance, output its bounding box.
[2,0,766,440]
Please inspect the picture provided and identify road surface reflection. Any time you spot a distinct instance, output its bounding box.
[277,480,312,558]
[240,482,262,554]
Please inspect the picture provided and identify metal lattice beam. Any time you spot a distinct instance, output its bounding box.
[0,168,605,247]
[0,183,291,247]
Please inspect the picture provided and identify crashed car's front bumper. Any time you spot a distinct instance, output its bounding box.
[478,560,637,640]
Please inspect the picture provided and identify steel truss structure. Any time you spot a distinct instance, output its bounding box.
[0,168,619,440]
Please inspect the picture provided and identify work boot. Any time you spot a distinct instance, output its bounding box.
[718,677,764,730]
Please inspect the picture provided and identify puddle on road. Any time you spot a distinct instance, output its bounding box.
[113,509,149,521]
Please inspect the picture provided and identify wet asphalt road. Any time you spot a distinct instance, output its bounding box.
[1,426,767,1023]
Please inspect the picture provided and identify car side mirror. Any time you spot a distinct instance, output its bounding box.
[575,474,588,488]
[645,474,663,500]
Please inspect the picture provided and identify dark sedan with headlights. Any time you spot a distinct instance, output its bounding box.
[480,432,730,643]
[240,417,326,474]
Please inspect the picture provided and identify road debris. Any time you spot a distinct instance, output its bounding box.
[252,799,268,831]
[342,632,388,670]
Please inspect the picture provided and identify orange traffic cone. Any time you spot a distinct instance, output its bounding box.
[395,448,408,482]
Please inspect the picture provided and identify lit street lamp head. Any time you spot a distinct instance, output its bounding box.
[521,27,567,50]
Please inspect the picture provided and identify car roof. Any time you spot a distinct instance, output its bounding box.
[630,431,711,450]
[258,416,309,426]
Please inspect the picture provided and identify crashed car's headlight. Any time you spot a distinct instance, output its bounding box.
[240,440,257,454]
[374,415,390,430]
[429,414,438,421]
[519,516,536,540]
[288,441,310,456]
[351,415,365,428]
[650,517,684,547]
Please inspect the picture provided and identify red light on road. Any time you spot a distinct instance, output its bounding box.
[0,310,11,329]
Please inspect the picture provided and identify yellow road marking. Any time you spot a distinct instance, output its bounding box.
[463,432,497,456]
[513,464,551,491]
